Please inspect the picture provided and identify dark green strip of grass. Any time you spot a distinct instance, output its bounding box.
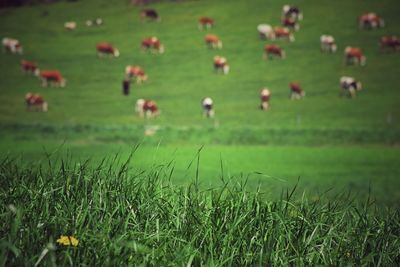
[1,155,399,266]
[1,122,400,146]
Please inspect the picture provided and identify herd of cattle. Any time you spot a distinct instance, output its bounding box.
[2,5,400,117]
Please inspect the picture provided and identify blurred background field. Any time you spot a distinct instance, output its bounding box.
[0,0,399,204]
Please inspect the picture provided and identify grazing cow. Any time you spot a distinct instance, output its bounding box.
[21,60,39,75]
[344,47,366,66]
[264,44,285,60]
[205,34,222,49]
[96,42,120,57]
[359,13,384,29]
[380,36,400,51]
[125,65,148,83]
[289,82,305,100]
[260,88,271,110]
[141,37,164,53]
[320,35,337,53]
[340,76,362,98]
[2,37,23,54]
[39,70,66,87]
[140,9,160,21]
[64,21,77,30]
[122,79,130,95]
[202,97,214,118]
[282,18,299,31]
[274,27,294,42]
[257,24,275,39]
[213,56,230,74]
[135,99,159,118]
[199,17,214,30]
[25,93,48,112]
[282,5,303,21]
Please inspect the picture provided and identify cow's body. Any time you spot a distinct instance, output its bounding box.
[135,99,159,118]
[39,70,66,87]
[21,60,39,74]
[257,24,274,39]
[274,27,294,42]
[25,93,48,112]
[199,17,214,30]
[260,88,271,110]
[64,21,77,30]
[2,37,23,54]
[359,13,384,29]
[344,47,366,66]
[289,82,305,100]
[141,37,164,53]
[381,36,400,51]
[125,65,148,83]
[213,56,229,74]
[320,35,337,53]
[205,34,222,49]
[202,97,214,118]
[340,76,362,98]
[96,42,120,57]
[264,44,285,59]
[282,18,299,31]
[140,9,160,21]
[282,5,303,21]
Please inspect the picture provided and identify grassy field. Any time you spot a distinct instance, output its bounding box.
[1,159,400,266]
[1,0,400,264]
[1,0,400,199]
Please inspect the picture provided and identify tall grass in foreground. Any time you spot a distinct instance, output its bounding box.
[1,155,399,266]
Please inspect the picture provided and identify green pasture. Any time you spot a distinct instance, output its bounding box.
[0,0,399,127]
[0,0,400,203]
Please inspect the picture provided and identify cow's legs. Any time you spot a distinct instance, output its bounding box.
[41,78,48,87]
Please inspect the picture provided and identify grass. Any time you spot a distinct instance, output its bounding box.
[1,157,400,266]
[1,0,400,264]
[0,0,399,129]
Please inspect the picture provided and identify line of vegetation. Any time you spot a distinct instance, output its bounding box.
[1,153,399,266]
[1,122,400,146]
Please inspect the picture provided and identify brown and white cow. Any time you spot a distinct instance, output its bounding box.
[340,76,362,98]
[125,65,148,83]
[380,36,400,51]
[282,5,303,21]
[205,34,222,49]
[359,13,384,29]
[274,27,295,42]
[344,47,366,66]
[257,24,275,39]
[213,56,229,74]
[140,9,160,21]
[202,97,214,118]
[320,35,337,53]
[260,88,271,110]
[21,60,39,75]
[135,99,160,118]
[289,82,305,100]
[39,70,66,87]
[264,44,285,60]
[199,17,214,30]
[64,21,77,30]
[2,37,23,54]
[96,42,120,57]
[282,18,300,31]
[25,93,48,112]
[141,37,164,53]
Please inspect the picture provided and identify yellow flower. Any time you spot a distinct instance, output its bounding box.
[56,235,79,247]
